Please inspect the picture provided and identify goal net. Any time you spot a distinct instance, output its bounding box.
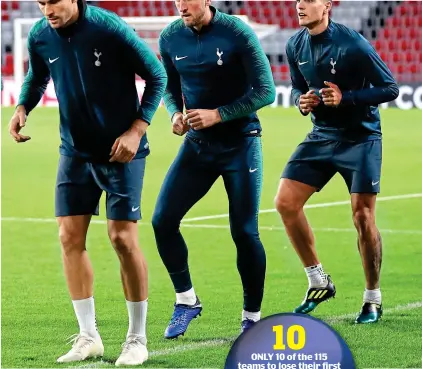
[13,15,279,89]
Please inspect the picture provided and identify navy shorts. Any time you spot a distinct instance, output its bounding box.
[281,133,382,193]
[55,155,146,220]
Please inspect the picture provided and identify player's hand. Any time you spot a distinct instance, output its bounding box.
[172,112,189,136]
[110,121,147,163]
[9,106,31,143]
[184,109,222,130]
[320,81,342,107]
[299,90,320,115]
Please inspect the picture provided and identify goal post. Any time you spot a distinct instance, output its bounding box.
[13,15,279,89]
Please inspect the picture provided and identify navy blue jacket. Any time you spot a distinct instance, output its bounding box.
[18,1,167,161]
[159,7,276,141]
[287,20,399,141]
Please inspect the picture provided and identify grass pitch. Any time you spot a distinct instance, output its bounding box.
[2,106,422,368]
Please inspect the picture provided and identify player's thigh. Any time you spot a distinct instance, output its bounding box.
[281,133,337,192]
[153,138,220,223]
[221,136,263,229]
[92,158,146,221]
[335,140,382,194]
[275,178,317,212]
[55,155,102,217]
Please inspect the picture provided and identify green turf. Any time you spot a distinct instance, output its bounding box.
[2,107,422,368]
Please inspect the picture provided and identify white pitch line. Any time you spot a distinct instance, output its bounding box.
[0,217,108,225]
[180,224,422,235]
[2,193,421,226]
[1,217,421,235]
[77,301,422,367]
[150,338,234,357]
[78,362,111,368]
[325,301,422,324]
[183,193,422,222]
[148,301,422,357]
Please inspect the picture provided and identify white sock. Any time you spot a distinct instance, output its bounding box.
[72,297,99,339]
[176,287,197,305]
[242,310,261,322]
[126,299,148,340]
[363,288,382,304]
[305,264,327,288]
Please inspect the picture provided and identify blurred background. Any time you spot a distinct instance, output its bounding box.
[1,2,421,368]
[1,0,422,109]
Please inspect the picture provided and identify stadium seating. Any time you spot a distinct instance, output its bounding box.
[1,0,421,83]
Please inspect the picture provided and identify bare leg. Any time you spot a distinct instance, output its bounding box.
[58,215,93,299]
[274,179,318,266]
[108,220,149,365]
[275,179,336,313]
[108,220,147,301]
[56,215,103,364]
[351,193,382,290]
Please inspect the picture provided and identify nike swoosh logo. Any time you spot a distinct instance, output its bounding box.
[299,61,308,65]
[49,57,59,64]
[372,181,379,186]
[249,168,258,173]
[175,56,188,61]
[131,206,140,212]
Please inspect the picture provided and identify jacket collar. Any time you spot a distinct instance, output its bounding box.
[188,6,220,34]
[309,19,335,43]
[55,0,87,38]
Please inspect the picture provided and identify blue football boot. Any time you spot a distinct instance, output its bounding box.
[240,319,256,334]
[164,297,202,339]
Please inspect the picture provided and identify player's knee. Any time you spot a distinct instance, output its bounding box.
[152,210,178,236]
[274,193,301,218]
[151,211,164,233]
[109,229,134,255]
[353,207,375,233]
[59,227,86,255]
[231,225,260,248]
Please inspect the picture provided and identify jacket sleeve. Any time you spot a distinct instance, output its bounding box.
[341,38,399,106]
[286,38,309,114]
[217,22,276,122]
[158,34,184,121]
[117,24,168,124]
[17,30,50,114]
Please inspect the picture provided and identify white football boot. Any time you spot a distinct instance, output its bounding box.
[57,333,104,363]
[115,335,148,366]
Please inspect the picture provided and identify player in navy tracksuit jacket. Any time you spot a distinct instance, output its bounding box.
[9,0,167,364]
[275,0,398,324]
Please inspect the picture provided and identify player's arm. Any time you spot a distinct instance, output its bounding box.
[117,25,167,127]
[109,21,167,163]
[286,40,309,108]
[216,24,276,122]
[158,35,184,122]
[286,39,319,116]
[340,39,399,106]
[9,32,50,142]
[158,35,188,136]
[17,31,50,115]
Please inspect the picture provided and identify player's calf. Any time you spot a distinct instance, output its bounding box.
[352,194,383,323]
